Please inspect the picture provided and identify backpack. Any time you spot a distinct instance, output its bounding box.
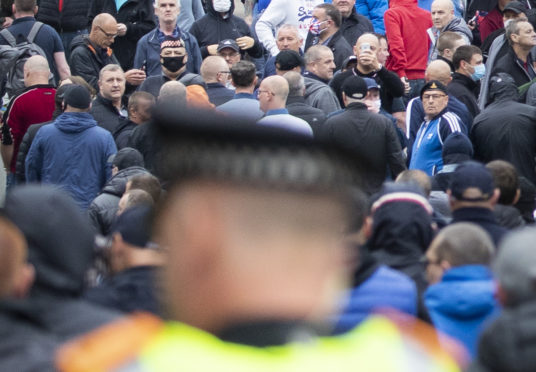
[0,22,54,98]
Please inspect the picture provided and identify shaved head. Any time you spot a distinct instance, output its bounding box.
[200,56,229,83]
[426,60,453,86]
[261,75,289,101]
[24,55,49,73]
[92,13,117,29]
[432,0,454,11]
[431,0,455,30]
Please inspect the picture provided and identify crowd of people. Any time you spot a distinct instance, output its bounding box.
[1,0,536,370]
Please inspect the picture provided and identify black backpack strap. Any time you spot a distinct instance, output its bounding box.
[26,22,44,43]
[0,28,17,47]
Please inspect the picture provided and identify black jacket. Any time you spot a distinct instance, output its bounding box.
[90,94,127,134]
[492,49,536,103]
[138,72,205,98]
[189,0,263,59]
[88,166,149,235]
[470,300,536,372]
[206,82,234,106]
[448,72,480,118]
[36,0,88,32]
[87,0,155,70]
[304,29,353,72]
[69,35,120,91]
[128,123,158,173]
[471,96,536,187]
[285,95,326,137]
[451,207,508,247]
[321,102,406,195]
[85,266,161,316]
[113,119,138,149]
[330,66,405,113]
[15,121,49,183]
[339,8,374,47]
[2,185,119,342]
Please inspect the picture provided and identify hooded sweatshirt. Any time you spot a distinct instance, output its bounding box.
[385,0,433,79]
[1,185,119,341]
[25,112,117,210]
[189,0,263,59]
[255,0,323,56]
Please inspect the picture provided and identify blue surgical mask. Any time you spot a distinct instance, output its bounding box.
[471,64,485,81]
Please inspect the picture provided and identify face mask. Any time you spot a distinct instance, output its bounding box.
[372,99,382,112]
[161,55,186,73]
[471,63,485,81]
[309,19,328,36]
[213,0,231,12]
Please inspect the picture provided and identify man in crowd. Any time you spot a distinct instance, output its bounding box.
[87,0,155,71]
[303,45,341,115]
[26,85,117,210]
[0,0,70,85]
[255,0,322,56]
[436,31,465,72]
[200,56,233,106]
[424,223,498,357]
[331,0,373,47]
[471,228,536,371]
[189,0,263,60]
[409,80,463,176]
[217,60,263,120]
[263,24,303,78]
[322,76,406,194]
[448,161,507,246]
[330,33,405,113]
[304,3,353,71]
[448,45,483,118]
[492,18,536,103]
[216,39,242,70]
[428,0,471,60]
[257,75,313,136]
[479,0,516,43]
[133,0,202,76]
[90,64,127,134]
[384,0,433,100]
[139,37,205,98]
[1,56,55,188]
[283,71,326,136]
[88,147,148,236]
[472,73,536,188]
[113,92,156,149]
[275,50,304,75]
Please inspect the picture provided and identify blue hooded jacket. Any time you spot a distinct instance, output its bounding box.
[26,112,117,210]
[424,265,500,357]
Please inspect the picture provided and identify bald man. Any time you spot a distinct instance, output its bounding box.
[70,13,146,91]
[428,0,472,60]
[200,56,234,106]
[257,75,313,136]
[1,56,56,188]
[406,59,473,159]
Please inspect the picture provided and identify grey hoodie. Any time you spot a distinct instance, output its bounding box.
[304,76,341,115]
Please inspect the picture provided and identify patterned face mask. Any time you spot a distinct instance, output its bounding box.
[309,19,328,36]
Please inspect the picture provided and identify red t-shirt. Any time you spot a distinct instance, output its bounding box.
[2,85,56,173]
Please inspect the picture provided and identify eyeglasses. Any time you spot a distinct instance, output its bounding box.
[257,90,274,97]
[422,93,447,101]
[96,25,118,39]
[219,51,239,58]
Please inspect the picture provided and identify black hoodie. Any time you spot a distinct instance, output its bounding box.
[189,0,263,59]
[1,185,119,341]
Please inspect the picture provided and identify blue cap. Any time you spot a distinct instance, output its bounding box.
[363,77,379,90]
[449,161,495,201]
[111,205,155,248]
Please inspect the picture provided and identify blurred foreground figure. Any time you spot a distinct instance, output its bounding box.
[56,110,466,372]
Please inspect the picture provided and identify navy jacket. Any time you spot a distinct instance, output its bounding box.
[25,112,117,210]
[133,28,202,76]
[451,207,508,247]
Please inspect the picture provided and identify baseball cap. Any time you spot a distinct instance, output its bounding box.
[110,205,156,248]
[342,76,368,100]
[420,80,448,98]
[363,77,380,91]
[63,85,91,109]
[449,161,495,201]
[503,1,527,14]
[275,50,304,71]
[217,39,240,53]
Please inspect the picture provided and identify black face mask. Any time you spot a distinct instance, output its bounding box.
[161,56,186,73]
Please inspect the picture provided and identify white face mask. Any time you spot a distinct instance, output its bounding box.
[213,0,231,12]
[365,98,381,113]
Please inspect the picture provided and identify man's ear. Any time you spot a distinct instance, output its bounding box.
[363,216,373,239]
[439,260,451,272]
[513,188,521,205]
[12,263,35,299]
[490,188,501,206]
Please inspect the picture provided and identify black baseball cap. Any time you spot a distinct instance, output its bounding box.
[275,50,304,71]
[342,76,368,100]
[217,39,240,53]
